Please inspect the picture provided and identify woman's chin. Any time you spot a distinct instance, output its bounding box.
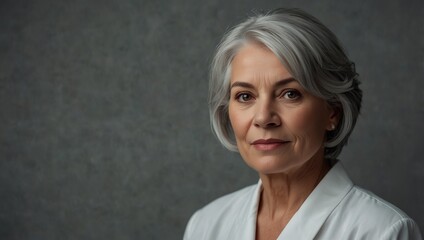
[244,156,298,175]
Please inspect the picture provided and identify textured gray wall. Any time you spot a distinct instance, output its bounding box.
[1,0,423,239]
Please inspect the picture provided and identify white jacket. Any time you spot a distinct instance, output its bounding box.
[184,161,422,240]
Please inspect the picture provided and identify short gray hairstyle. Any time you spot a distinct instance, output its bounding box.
[209,8,362,159]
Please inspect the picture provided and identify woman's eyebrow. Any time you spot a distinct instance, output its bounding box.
[230,78,296,89]
[274,78,296,88]
[230,81,254,89]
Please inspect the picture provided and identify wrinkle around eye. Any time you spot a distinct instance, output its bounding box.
[235,92,255,103]
[280,89,302,100]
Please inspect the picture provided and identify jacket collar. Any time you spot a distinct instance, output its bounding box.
[247,161,354,240]
[279,161,353,239]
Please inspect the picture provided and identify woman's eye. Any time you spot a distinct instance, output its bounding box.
[236,93,253,102]
[282,90,301,100]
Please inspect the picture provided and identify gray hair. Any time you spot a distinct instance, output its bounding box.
[209,8,362,159]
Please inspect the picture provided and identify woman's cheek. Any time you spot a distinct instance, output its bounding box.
[288,105,325,133]
[230,106,250,134]
[287,107,311,130]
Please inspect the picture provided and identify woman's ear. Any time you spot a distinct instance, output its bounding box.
[326,103,341,131]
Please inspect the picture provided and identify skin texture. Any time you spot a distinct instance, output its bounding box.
[228,42,338,240]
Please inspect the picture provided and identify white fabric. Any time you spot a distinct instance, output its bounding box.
[184,161,422,240]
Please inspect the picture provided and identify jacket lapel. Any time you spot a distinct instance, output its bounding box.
[227,180,262,240]
[277,162,354,240]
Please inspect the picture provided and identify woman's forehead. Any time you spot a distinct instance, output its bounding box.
[230,43,293,84]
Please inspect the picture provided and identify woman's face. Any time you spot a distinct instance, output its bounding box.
[228,42,337,175]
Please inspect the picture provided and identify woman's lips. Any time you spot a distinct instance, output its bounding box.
[251,139,290,151]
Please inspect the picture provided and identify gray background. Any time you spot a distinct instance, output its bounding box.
[1,0,423,239]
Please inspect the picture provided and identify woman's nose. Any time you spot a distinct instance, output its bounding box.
[253,101,281,128]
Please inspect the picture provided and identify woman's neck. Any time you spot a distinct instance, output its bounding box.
[258,156,331,220]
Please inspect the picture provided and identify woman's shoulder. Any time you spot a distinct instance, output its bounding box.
[324,161,416,225]
[319,184,422,239]
[346,185,410,221]
[183,183,259,240]
[191,183,258,223]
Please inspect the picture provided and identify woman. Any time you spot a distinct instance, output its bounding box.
[184,8,422,240]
